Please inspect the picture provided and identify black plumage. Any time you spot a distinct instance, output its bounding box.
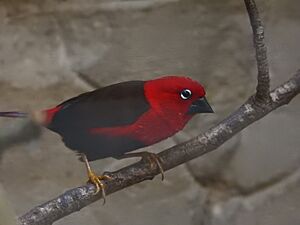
[47,81,149,161]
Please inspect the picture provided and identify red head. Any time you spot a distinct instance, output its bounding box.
[144,76,213,131]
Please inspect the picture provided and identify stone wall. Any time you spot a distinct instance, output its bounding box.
[0,1,299,224]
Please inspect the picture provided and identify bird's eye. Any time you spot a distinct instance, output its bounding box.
[180,89,192,100]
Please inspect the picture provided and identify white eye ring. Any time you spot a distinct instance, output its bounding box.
[180,89,192,100]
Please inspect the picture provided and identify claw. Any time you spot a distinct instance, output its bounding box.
[87,171,111,204]
[119,152,165,180]
[81,154,111,204]
[144,153,165,181]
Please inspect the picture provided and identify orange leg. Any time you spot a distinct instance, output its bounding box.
[80,154,111,204]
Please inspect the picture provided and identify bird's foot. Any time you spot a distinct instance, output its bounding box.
[141,152,164,181]
[87,171,111,204]
[80,153,112,204]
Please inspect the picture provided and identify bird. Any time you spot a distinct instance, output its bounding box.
[0,76,213,201]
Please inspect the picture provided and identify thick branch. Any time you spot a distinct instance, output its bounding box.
[244,0,270,103]
[19,71,300,225]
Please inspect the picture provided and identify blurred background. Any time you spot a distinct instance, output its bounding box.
[0,0,299,224]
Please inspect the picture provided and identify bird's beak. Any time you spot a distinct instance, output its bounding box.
[188,97,214,114]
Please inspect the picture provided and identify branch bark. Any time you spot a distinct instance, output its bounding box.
[245,0,270,103]
[18,1,300,225]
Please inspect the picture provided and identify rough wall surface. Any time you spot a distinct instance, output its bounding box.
[0,0,299,224]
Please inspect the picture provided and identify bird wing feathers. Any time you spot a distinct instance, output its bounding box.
[46,81,149,160]
[48,80,149,133]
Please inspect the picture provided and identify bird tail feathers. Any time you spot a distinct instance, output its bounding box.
[0,111,28,118]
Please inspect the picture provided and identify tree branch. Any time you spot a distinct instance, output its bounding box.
[244,0,270,103]
[18,1,300,225]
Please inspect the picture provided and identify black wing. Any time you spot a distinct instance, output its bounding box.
[47,80,150,133]
[46,80,149,161]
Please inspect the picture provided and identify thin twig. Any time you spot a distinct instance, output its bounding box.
[244,0,270,104]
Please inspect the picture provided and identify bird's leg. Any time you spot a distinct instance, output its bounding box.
[80,154,111,204]
[118,152,164,180]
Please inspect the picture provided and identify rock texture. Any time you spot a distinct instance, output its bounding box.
[0,0,299,225]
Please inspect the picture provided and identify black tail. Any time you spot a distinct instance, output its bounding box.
[0,111,28,118]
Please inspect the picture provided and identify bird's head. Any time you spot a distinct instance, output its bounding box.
[144,76,213,128]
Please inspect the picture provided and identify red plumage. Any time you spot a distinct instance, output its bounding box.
[0,76,213,161]
[41,76,213,161]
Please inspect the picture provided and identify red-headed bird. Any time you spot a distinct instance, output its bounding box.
[0,76,213,200]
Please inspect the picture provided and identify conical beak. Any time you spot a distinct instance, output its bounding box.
[188,97,214,114]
